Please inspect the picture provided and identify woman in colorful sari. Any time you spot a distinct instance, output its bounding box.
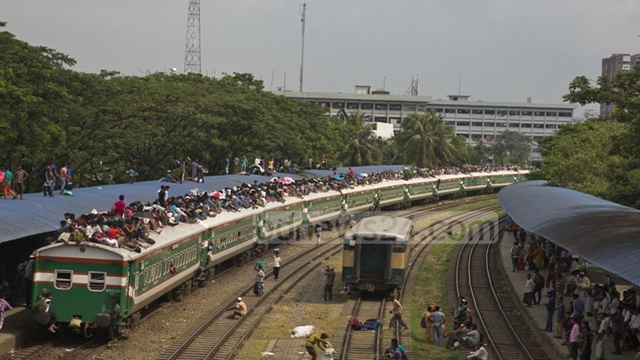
[518,247,526,270]
[535,244,545,270]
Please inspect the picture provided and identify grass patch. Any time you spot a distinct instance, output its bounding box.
[409,199,498,360]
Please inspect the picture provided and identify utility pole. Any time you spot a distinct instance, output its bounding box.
[184,0,201,74]
[299,3,306,92]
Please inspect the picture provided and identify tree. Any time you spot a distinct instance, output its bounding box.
[336,112,382,166]
[491,130,532,165]
[395,111,456,168]
[531,120,623,198]
[473,140,490,164]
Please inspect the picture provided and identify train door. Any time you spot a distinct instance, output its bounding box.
[357,244,390,281]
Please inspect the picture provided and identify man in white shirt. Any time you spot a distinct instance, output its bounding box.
[467,342,488,360]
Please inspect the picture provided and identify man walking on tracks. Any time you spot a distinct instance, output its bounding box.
[323,267,335,301]
[388,295,408,330]
[430,306,446,346]
[305,332,330,360]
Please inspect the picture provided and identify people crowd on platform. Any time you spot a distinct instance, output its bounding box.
[506,215,640,359]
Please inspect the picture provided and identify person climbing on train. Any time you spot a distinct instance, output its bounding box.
[226,297,247,319]
[34,290,57,333]
[388,294,408,330]
[254,265,265,296]
[305,332,330,360]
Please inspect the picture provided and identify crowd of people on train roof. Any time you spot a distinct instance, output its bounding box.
[42,162,526,253]
[506,216,640,360]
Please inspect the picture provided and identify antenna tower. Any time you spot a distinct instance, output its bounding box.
[299,3,306,92]
[184,0,201,74]
[404,75,419,96]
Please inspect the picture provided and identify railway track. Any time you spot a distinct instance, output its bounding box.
[335,204,502,360]
[455,220,551,360]
[3,196,496,360]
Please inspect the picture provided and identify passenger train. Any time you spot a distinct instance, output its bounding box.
[342,215,414,292]
[31,170,524,337]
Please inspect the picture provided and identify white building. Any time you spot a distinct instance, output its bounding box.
[273,87,577,161]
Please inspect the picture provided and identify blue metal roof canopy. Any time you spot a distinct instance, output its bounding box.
[498,180,640,287]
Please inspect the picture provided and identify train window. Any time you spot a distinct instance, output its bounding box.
[54,270,73,290]
[88,272,107,292]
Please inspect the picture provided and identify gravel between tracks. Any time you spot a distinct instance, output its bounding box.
[99,236,334,360]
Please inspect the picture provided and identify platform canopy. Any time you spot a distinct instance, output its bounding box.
[498,180,640,286]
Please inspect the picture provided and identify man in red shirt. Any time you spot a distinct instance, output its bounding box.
[104,226,125,240]
[113,195,127,216]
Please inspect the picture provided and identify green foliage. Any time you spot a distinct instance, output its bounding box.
[395,111,456,168]
[336,112,383,166]
[490,130,532,165]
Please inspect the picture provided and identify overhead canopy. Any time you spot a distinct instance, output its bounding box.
[498,180,640,286]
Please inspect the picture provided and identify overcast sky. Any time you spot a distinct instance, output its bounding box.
[3,0,639,111]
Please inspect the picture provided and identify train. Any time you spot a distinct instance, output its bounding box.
[31,170,524,338]
[342,215,414,292]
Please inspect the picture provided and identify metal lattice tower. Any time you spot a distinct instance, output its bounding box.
[184,0,201,74]
[299,3,306,92]
[404,75,419,96]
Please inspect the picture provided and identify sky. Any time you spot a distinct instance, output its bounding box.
[3,0,639,114]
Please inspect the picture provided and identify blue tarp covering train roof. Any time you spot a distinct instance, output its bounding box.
[498,180,640,286]
[0,166,404,245]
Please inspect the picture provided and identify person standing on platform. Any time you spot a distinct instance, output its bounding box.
[544,290,556,332]
[568,317,581,360]
[272,249,281,281]
[510,242,520,272]
[555,296,566,339]
[595,312,610,359]
[0,292,14,330]
[523,274,535,307]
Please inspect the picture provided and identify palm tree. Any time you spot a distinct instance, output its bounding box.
[337,112,382,166]
[395,111,456,168]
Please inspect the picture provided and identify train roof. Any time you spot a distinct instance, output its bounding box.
[345,215,413,242]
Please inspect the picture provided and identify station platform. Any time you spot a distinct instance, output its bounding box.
[0,306,37,356]
[499,234,639,360]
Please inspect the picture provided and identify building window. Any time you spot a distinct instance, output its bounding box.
[332,102,344,109]
[472,109,483,114]
[508,123,520,128]
[522,111,532,116]
[496,122,507,127]
[389,117,401,124]
[509,111,520,116]
[533,123,544,129]
[456,133,470,138]
[445,121,455,126]
[472,121,483,127]
[546,124,557,129]
[374,117,387,123]
[457,121,470,126]
[457,109,471,114]
[471,134,483,140]
[88,272,107,292]
[434,108,443,113]
[318,102,330,109]
[497,110,508,117]
[534,111,545,116]
[484,109,496,115]
[558,112,572,117]
[417,105,427,112]
[484,135,495,143]
[444,108,455,114]
[55,270,73,290]
[521,123,532,128]
[346,103,359,110]
[484,122,494,127]
[361,103,373,110]
[375,104,387,110]
[403,104,416,111]
[389,104,402,111]
[546,111,557,117]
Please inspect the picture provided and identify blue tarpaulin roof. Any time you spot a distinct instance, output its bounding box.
[0,167,399,244]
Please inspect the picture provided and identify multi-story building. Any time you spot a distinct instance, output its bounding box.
[601,53,640,115]
[274,86,577,161]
